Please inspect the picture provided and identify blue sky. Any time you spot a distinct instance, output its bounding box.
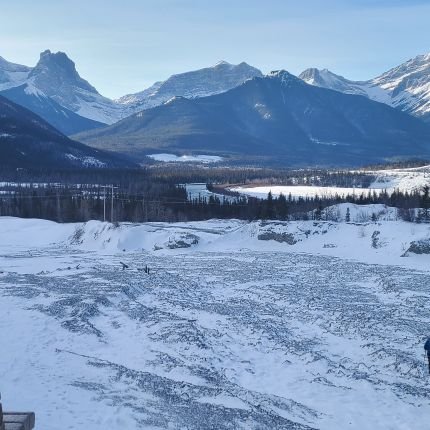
[1,0,429,98]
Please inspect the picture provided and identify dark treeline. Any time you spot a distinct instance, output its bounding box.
[184,188,430,223]
[0,184,186,222]
[0,166,429,223]
[150,165,377,188]
[0,165,376,189]
[1,184,430,223]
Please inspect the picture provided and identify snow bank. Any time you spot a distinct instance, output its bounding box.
[0,205,428,270]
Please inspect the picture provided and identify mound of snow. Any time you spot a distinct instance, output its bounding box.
[0,205,428,270]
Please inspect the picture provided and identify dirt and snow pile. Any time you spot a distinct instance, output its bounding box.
[405,238,430,255]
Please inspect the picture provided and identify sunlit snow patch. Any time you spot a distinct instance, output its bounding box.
[148,153,223,164]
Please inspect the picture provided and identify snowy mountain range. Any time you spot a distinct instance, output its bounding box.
[300,53,430,122]
[75,70,430,166]
[2,49,430,138]
[0,52,263,134]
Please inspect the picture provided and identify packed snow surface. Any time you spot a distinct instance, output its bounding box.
[1,210,430,429]
[148,153,223,163]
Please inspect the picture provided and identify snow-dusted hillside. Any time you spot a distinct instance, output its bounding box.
[116,61,263,114]
[300,53,430,121]
[1,210,430,429]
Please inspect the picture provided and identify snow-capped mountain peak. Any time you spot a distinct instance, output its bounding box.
[29,50,98,94]
[0,50,123,126]
[300,52,430,122]
[299,68,369,97]
[116,61,263,113]
[23,49,122,124]
[214,60,232,67]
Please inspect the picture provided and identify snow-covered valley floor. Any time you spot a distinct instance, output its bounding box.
[1,214,430,429]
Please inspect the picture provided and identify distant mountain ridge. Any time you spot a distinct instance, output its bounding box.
[2,47,430,165]
[117,61,263,114]
[74,70,430,167]
[300,53,430,122]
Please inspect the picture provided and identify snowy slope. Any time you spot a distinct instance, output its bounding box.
[300,53,430,121]
[1,213,430,430]
[0,83,105,135]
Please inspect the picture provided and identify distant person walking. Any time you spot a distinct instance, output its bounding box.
[425,338,430,374]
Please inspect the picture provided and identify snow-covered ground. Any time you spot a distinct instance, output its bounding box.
[369,165,430,193]
[230,166,430,200]
[1,209,430,429]
[229,185,382,199]
[148,153,223,163]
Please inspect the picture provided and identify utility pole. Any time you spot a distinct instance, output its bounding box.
[111,184,114,223]
[103,186,106,222]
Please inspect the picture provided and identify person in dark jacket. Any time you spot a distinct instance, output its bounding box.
[424,338,430,374]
